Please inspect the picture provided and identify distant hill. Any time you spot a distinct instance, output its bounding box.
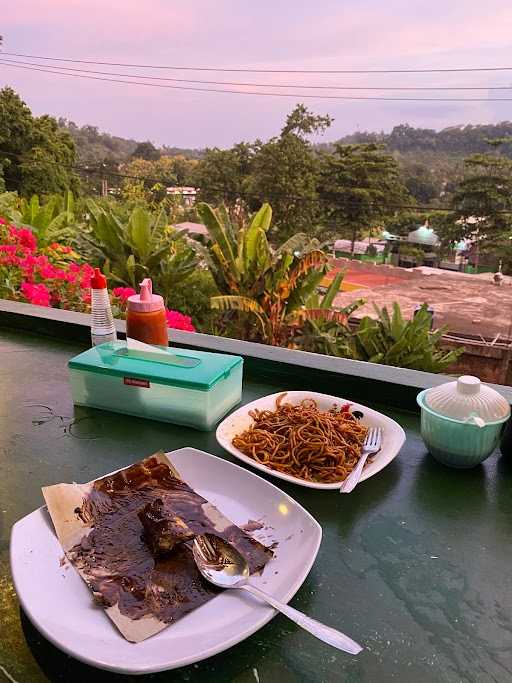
[58,118,204,164]
[315,122,512,157]
[59,117,512,169]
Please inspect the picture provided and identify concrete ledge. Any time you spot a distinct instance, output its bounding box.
[2,298,512,404]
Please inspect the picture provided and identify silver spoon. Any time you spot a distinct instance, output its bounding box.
[192,533,363,655]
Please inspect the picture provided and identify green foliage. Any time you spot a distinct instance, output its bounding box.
[330,122,512,157]
[352,303,463,372]
[398,245,425,264]
[248,105,332,240]
[401,162,440,203]
[320,143,411,253]
[194,143,253,205]
[450,152,512,240]
[280,104,333,138]
[131,141,161,160]
[18,191,79,247]
[385,210,430,237]
[0,191,21,223]
[194,106,332,241]
[59,118,203,166]
[294,272,365,356]
[198,201,351,346]
[165,269,219,331]
[0,88,78,196]
[248,134,321,240]
[85,200,197,294]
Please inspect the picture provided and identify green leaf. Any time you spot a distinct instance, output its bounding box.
[125,254,137,288]
[211,294,269,337]
[217,204,237,253]
[321,271,344,309]
[129,207,152,260]
[196,203,236,267]
[249,203,272,232]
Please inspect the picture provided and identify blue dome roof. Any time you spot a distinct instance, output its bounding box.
[407,225,439,246]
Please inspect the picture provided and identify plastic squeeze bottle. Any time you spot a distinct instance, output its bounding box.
[126,278,168,346]
[90,268,117,346]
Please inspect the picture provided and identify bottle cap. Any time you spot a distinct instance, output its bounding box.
[90,267,107,289]
[127,278,165,312]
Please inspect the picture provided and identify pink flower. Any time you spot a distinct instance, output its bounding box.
[9,226,37,252]
[165,309,196,332]
[79,263,95,289]
[38,264,59,279]
[21,282,51,307]
[112,287,136,302]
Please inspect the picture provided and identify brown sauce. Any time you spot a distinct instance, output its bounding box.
[70,457,273,624]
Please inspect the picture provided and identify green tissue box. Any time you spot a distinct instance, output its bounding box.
[68,342,243,431]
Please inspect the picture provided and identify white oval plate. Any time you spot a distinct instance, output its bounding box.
[10,447,322,674]
[216,391,406,490]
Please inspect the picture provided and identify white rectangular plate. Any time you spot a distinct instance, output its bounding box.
[217,391,406,489]
[10,447,322,674]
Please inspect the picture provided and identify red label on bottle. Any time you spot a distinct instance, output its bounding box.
[123,377,150,388]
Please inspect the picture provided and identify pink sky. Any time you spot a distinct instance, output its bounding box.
[2,0,512,148]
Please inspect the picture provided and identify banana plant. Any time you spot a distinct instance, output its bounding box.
[353,303,463,372]
[85,200,197,292]
[293,272,366,355]
[199,202,362,346]
[19,191,78,247]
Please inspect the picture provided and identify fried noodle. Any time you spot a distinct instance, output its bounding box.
[232,393,368,483]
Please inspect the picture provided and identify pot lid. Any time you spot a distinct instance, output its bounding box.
[425,375,510,424]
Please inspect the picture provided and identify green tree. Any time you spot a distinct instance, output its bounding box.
[384,210,430,237]
[194,143,254,205]
[441,150,512,271]
[120,157,177,204]
[131,141,161,160]
[400,162,440,203]
[280,103,332,137]
[248,105,332,240]
[450,152,512,240]
[0,88,78,196]
[320,143,410,255]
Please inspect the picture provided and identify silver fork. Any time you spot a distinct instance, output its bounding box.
[339,427,382,493]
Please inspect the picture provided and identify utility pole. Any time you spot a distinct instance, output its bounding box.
[101,177,108,197]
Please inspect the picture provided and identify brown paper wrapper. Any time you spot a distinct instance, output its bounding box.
[42,452,271,643]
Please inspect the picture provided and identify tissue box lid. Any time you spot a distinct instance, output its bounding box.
[68,342,243,392]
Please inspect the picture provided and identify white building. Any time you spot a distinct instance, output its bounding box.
[166,186,198,206]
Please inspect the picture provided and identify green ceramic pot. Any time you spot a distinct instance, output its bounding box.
[417,389,507,468]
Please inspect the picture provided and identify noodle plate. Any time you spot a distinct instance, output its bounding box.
[232,393,368,484]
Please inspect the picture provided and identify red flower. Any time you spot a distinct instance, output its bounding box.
[21,282,51,307]
[112,287,136,302]
[9,226,37,252]
[165,309,196,332]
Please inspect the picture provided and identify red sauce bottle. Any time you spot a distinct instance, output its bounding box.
[126,278,168,346]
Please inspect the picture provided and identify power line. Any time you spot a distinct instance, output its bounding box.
[3,61,512,102]
[3,51,512,74]
[2,57,511,91]
[3,149,512,214]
